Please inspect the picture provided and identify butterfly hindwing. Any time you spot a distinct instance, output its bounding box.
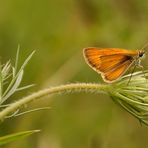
[102,60,133,82]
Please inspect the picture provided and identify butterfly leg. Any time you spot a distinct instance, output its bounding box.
[135,57,145,77]
[135,58,148,87]
[127,63,136,85]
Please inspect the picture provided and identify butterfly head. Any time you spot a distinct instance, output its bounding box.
[138,42,148,57]
[138,50,145,58]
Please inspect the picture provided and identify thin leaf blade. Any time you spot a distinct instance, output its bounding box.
[0,130,40,145]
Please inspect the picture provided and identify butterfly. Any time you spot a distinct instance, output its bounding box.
[83,47,145,83]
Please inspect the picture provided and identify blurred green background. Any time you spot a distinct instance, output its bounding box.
[1,0,148,147]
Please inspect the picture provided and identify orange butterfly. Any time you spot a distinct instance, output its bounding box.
[83,47,145,83]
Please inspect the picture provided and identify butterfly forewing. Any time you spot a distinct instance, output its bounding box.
[84,48,137,56]
[83,47,137,83]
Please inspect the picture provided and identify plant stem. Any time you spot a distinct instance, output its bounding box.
[0,83,108,121]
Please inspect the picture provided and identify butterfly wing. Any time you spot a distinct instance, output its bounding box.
[102,60,133,83]
[83,47,135,83]
[97,54,132,73]
[84,47,137,56]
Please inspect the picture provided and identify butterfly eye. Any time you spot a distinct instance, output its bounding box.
[139,51,144,57]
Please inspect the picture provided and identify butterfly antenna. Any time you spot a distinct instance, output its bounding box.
[127,63,136,85]
[139,42,148,52]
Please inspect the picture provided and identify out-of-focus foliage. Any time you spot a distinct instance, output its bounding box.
[0,0,148,148]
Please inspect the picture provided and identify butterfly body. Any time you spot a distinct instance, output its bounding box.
[83,48,145,83]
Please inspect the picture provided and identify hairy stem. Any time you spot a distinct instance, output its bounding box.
[0,83,108,121]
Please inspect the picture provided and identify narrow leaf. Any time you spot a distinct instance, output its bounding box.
[14,45,20,76]
[16,84,35,91]
[0,130,40,145]
[2,70,24,103]
[17,50,35,77]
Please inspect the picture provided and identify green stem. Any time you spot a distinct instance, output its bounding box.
[0,83,108,121]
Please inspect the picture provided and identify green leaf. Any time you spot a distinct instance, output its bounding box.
[0,130,40,145]
[2,70,24,102]
[1,50,35,104]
